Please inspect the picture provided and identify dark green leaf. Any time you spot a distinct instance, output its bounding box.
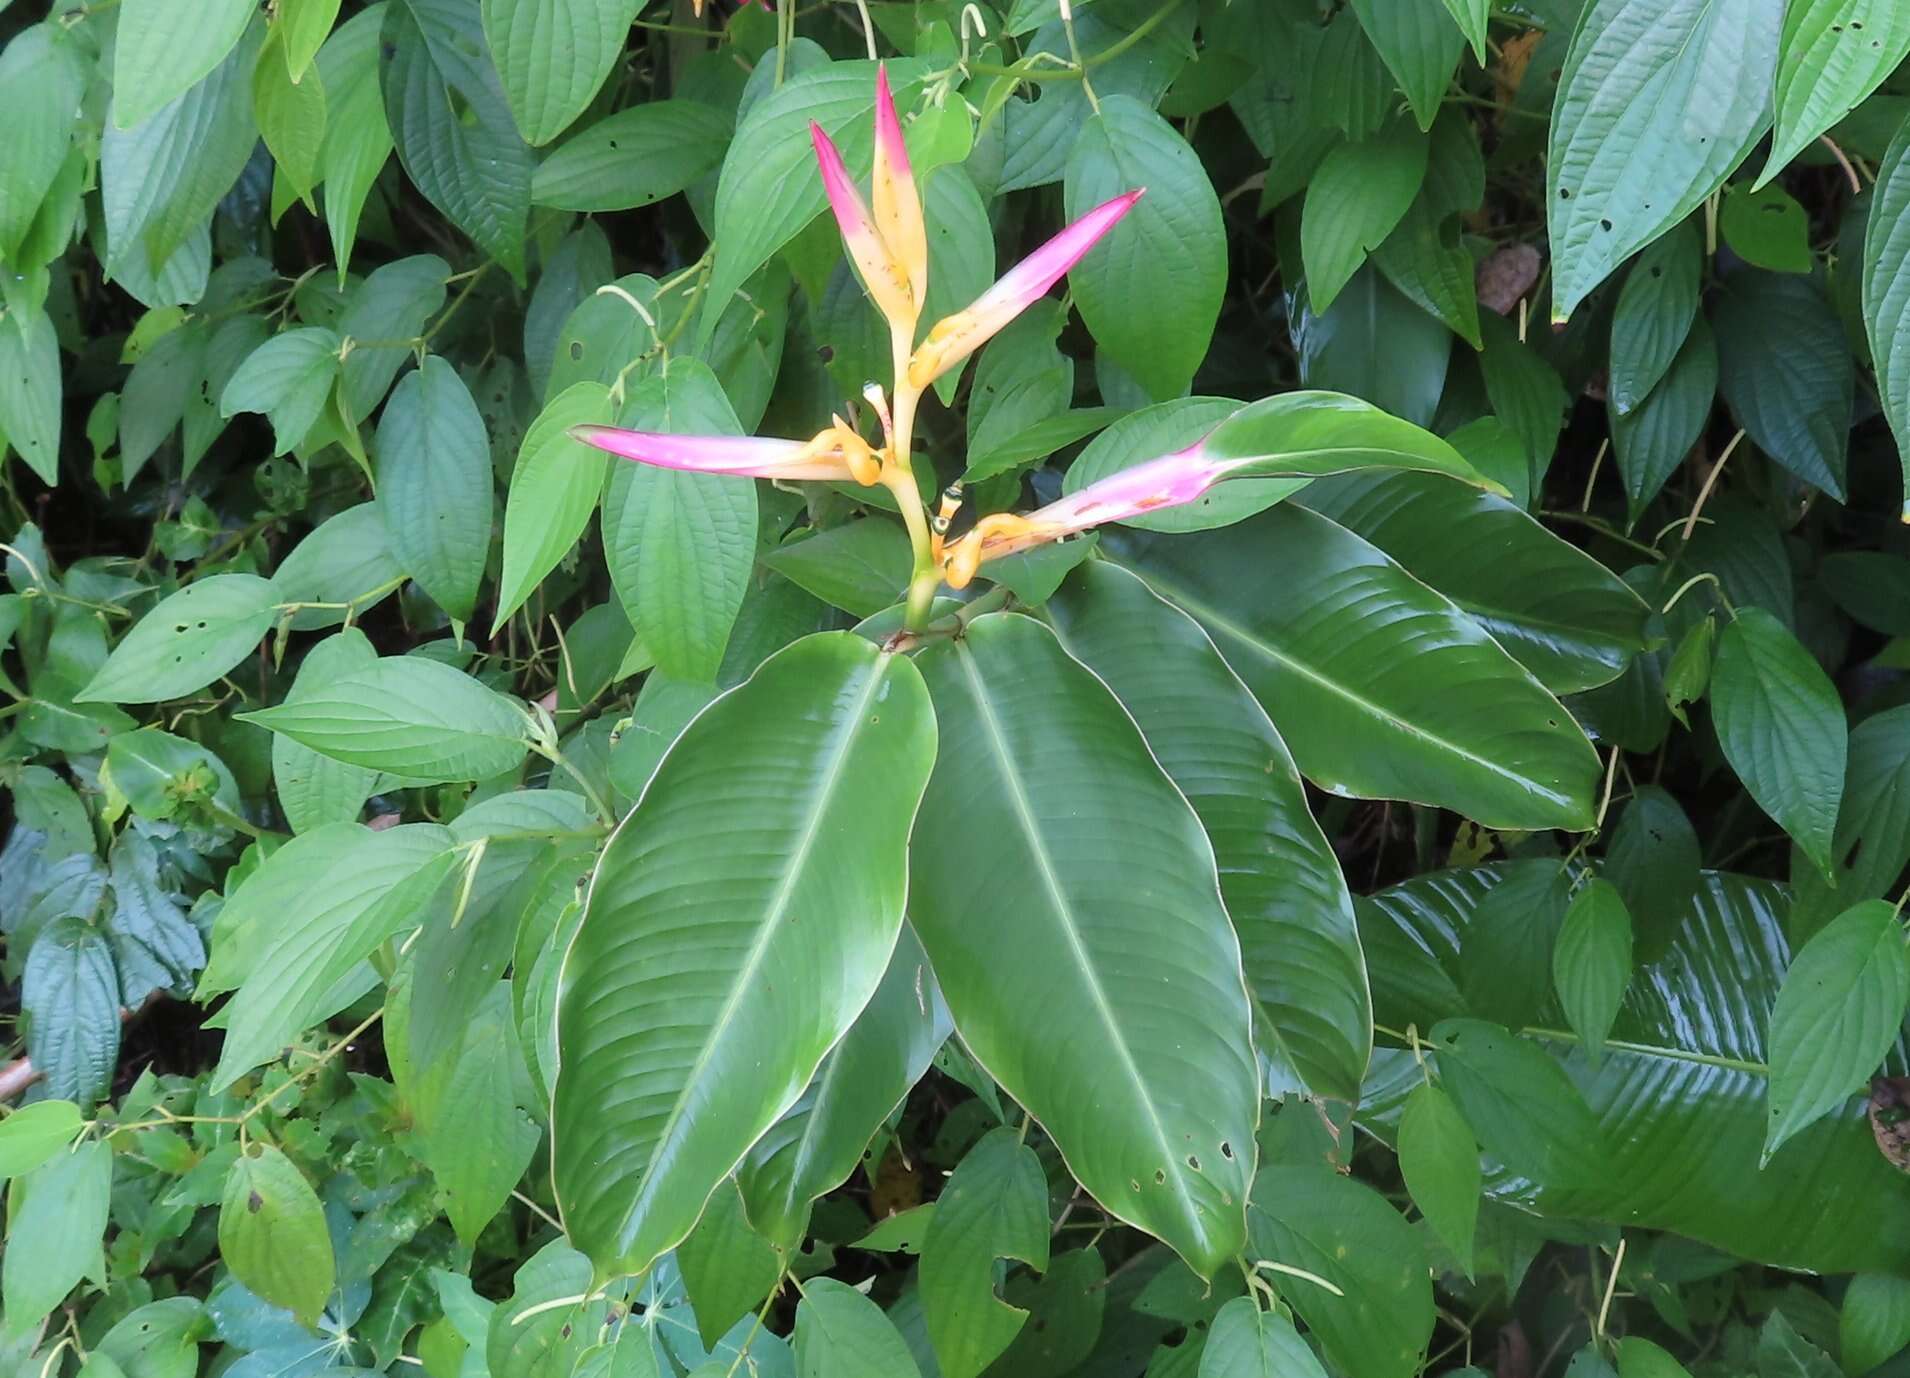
[1713,270,1852,499]
[22,917,119,1106]
[1398,1082,1481,1277]
[1609,221,1701,416]
[1301,119,1429,313]
[1553,878,1634,1065]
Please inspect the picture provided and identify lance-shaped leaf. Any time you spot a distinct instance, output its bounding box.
[738,924,951,1251]
[907,190,1143,389]
[552,631,936,1280]
[908,612,1259,1278]
[1048,560,1370,1103]
[945,390,1498,584]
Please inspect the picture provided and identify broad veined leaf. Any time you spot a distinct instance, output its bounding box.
[919,1127,1050,1378]
[794,1278,923,1378]
[78,574,281,705]
[1361,866,1910,1274]
[1429,1018,1610,1188]
[1712,269,1852,500]
[219,326,342,456]
[0,1100,83,1182]
[376,355,494,624]
[1064,95,1225,401]
[1553,878,1635,1065]
[1764,899,1910,1162]
[1302,119,1430,314]
[1110,505,1601,830]
[22,917,119,1106]
[532,100,732,210]
[482,0,641,146]
[1760,2,1910,186]
[0,24,88,264]
[1047,560,1370,1103]
[317,5,394,277]
[1610,315,1716,527]
[1300,471,1651,695]
[1608,221,1701,416]
[1350,0,1465,131]
[1711,608,1847,878]
[102,22,262,282]
[271,629,381,834]
[1605,785,1703,962]
[92,1298,204,1378]
[1371,185,1483,349]
[909,613,1258,1277]
[337,253,449,421]
[1199,1296,1330,1378]
[1546,0,1782,321]
[381,0,533,278]
[218,1143,336,1327]
[1398,1081,1481,1277]
[1246,1167,1433,1378]
[600,357,757,681]
[207,823,456,1091]
[675,1178,781,1347]
[486,1241,604,1378]
[737,925,951,1251]
[273,502,407,632]
[240,657,532,785]
[552,632,935,1279]
[105,832,206,1006]
[1719,182,1812,273]
[1867,113,1910,517]
[762,519,913,620]
[496,382,614,630]
[114,0,258,130]
[0,305,61,486]
[1,1139,111,1339]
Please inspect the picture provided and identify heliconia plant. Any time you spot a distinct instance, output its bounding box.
[544,67,1626,1309]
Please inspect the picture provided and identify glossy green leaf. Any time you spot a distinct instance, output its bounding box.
[1713,270,1852,500]
[207,823,455,1090]
[909,613,1258,1277]
[1199,1297,1329,1378]
[381,0,532,278]
[1,1139,110,1339]
[376,355,493,624]
[496,381,614,630]
[1760,1,1910,186]
[240,657,531,785]
[1048,560,1369,1103]
[1609,221,1701,415]
[1295,265,1451,429]
[22,917,119,1106]
[1302,119,1429,313]
[219,1143,336,1327]
[795,1277,922,1378]
[78,574,280,705]
[483,0,641,146]
[532,100,732,210]
[0,1100,83,1181]
[113,0,256,130]
[1553,878,1634,1065]
[1363,867,1910,1273]
[1841,1275,1910,1376]
[1711,608,1847,878]
[738,925,950,1250]
[1611,316,1716,526]
[0,305,61,485]
[1300,470,1650,694]
[552,632,935,1279]
[1065,96,1225,400]
[1765,899,1910,1162]
[1111,505,1600,830]
[1547,0,1781,321]
[220,326,341,456]
[919,1126,1050,1378]
[1246,1167,1433,1378]
[601,357,758,681]
[1399,1082,1480,1277]
[1350,1,1464,131]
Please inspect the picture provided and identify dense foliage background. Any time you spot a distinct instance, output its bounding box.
[11,0,1910,1376]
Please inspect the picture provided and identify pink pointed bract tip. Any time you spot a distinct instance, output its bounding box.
[874,65,909,171]
[1035,443,1221,534]
[985,187,1145,314]
[569,425,812,478]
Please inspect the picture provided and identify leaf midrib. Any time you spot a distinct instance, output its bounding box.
[952,639,1209,1250]
[612,652,892,1256]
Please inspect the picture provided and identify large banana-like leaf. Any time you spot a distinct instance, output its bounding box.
[1359,865,1910,1275]
[908,612,1259,1279]
[736,924,951,1251]
[551,631,937,1280]
[1109,504,1600,831]
[1047,559,1370,1103]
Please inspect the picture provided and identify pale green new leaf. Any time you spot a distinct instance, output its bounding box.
[1761,2,1910,186]
[0,24,88,263]
[1,1140,111,1339]
[483,0,641,146]
[0,304,60,485]
[254,29,328,203]
[1547,0,1782,321]
[911,613,1258,1277]
[1441,0,1491,63]
[375,355,493,623]
[281,0,344,81]
[1765,899,1910,1163]
[114,0,257,130]
[552,632,936,1279]
[496,381,614,631]
[240,657,532,785]
[78,574,281,705]
[0,1100,83,1181]
[316,6,393,277]
[219,1144,336,1326]
[1301,120,1430,314]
